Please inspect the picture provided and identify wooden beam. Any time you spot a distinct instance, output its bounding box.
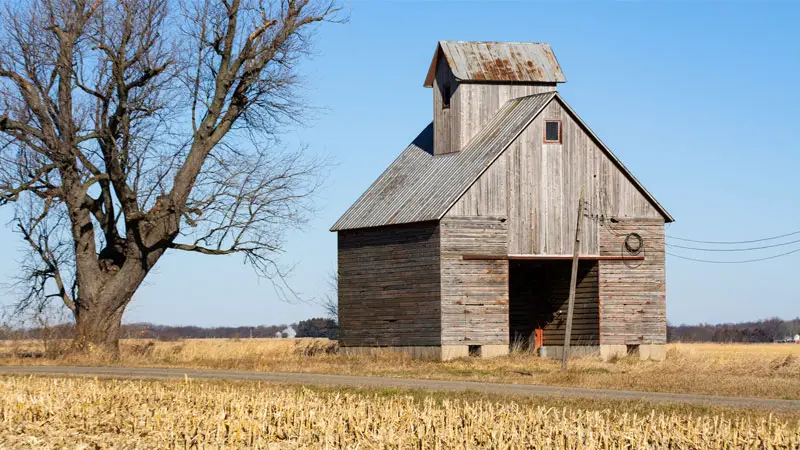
[462,254,645,261]
[562,195,584,371]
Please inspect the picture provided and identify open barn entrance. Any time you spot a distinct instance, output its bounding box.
[509,259,600,351]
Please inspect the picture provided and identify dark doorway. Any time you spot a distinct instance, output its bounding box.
[509,260,600,349]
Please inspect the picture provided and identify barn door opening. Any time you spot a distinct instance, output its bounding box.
[508,260,600,350]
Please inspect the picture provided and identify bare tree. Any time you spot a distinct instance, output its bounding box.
[0,0,340,355]
[317,267,337,319]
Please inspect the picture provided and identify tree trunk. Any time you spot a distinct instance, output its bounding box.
[70,240,164,358]
[73,302,126,357]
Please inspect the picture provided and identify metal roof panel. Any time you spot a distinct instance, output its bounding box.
[331,92,555,231]
[424,41,566,87]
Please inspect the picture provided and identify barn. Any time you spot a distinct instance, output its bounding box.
[331,41,673,361]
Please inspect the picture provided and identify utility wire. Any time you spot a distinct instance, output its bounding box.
[666,229,800,245]
[585,188,800,263]
[667,238,800,252]
[667,248,800,264]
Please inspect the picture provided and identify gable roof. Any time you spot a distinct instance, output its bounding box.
[331,92,673,232]
[423,41,566,88]
[331,92,555,231]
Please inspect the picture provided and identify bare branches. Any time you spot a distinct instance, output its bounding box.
[316,268,337,319]
[171,0,340,206]
[0,0,340,348]
[174,143,327,275]
[0,159,59,205]
[10,197,76,314]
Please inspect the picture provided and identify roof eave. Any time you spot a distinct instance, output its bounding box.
[423,42,444,88]
[552,93,674,223]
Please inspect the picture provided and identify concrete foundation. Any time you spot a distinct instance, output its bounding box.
[339,344,510,361]
[539,345,600,360]
[598,344,666,361]
[599,344,628,361]
[340,343,665,362]
[637,344,666,361]
[339,346,444,360]
[441,345,469,360]
[477,344,510,359]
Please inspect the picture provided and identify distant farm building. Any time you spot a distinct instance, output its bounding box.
[332,41,673,361]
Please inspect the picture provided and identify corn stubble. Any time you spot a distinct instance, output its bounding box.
[1,376,798,449]
[4,341,800,400]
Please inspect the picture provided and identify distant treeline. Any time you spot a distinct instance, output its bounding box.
[667,317,800,343]
[3,317,798,343]
[121,323,297,340]
[1,318,338,340]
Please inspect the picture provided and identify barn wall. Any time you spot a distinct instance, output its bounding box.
[439,216,509,345]
[337,222,442,347]
[598,219,666,345]
[447,98,664,256]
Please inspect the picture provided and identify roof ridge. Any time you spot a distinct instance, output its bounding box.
[439,40,550,45]
[513,91,558,101]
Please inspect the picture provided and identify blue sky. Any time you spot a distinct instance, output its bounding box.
[1,1,799,327]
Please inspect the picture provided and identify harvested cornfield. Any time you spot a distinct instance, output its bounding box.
[2,340,799,400]
[1,376,798,449]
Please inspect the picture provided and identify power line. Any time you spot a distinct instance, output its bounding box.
[586,188,800,263]
[667,229,800,245]
[666,248,800,264]
[667,238,800,252]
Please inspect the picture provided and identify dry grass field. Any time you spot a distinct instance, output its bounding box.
[1,375,798,449]
[1,339,799,400]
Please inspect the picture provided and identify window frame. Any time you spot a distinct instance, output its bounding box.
[543,119,562,144]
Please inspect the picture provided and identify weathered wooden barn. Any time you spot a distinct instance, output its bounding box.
[331,41,673,361]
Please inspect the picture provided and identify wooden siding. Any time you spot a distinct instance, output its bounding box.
[455,83,557,151]
[509,261,599,346]
[598,219,666,345]
[337,222,442,347]
[447,150,507,217]
[440,216,509,345]
[447,98,664,256]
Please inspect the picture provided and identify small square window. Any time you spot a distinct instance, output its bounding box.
[544,120,561,143]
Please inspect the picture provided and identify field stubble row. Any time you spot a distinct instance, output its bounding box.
[1,375,799,449]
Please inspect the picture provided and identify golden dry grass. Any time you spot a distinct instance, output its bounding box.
[1,339,799,400]
[1,375,798,449]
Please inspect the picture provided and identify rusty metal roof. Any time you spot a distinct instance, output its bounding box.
[331,92,556,231]
[424,41,566,87]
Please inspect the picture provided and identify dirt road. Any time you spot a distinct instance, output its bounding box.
[1,365,798,411]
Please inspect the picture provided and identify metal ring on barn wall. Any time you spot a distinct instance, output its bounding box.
[620,233,646,269]
[624,232,643,255]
